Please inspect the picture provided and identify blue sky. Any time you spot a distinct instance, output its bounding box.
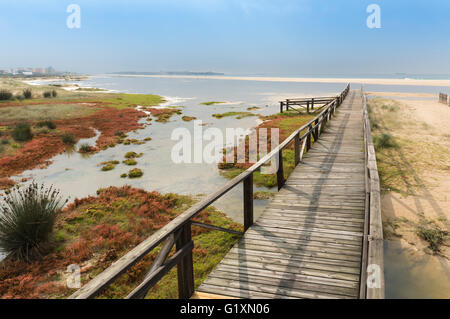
[1,0,449,75]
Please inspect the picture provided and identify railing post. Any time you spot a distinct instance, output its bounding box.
[314,119,319,141]
[307,101,310,114]
[243,173,254,231]
[306,125,312,151]
[311,98,314,110]
[176,222,194,299]
[277,149,285,190]
[294,133,300,166]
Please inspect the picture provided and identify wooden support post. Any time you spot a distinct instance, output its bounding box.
[280,102,283,113]
[243,173,254,231]
[176,223,194,299]
[306,126,312,151]
[277,149,284,190]
[314,119,319,141]
[311,98,314,110]
[307,101,310,114]
[294,133,300,166]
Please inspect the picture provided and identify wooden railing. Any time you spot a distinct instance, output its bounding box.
[280,96,340,114]
[70,84,350,299]
[439,92,449,105]
[360,86,385,299]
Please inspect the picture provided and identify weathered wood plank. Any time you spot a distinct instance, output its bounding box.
[198,88,377,299]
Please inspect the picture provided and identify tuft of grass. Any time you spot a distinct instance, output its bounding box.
[123,159,137,166]
[182,116,197,122]
[124,151,143,159]
[128,168,143,178]
[61,133,75,145]
[373,133,398,151]
[43,91,52,98]
[37,120,56,130]
[78,143,94,153]
[416,223,448,253]
[101,163,116,171]
[0,182,66,262]
[0,89,13,100]
[12,123,33,142]
[23,89,32,99]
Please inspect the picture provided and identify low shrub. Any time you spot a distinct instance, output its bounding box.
[123,159,137,165]
[12,123,33,142]
[373,133,397,151]
[23,89,32,99]
[101,163,115,171]
[37,120,56,130]
[114,131,126,138]
[52,90,57,97]
[0,182,66,261]
[416,224,448,253]
[128,168,143,178]
[0,89,13,100]
[124,151,142,159]
[78,143,94,153]
[61,133,75,145]
[1,139,9,145]
[43,91,52,98]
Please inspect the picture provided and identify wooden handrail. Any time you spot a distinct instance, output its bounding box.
[438,92,449,105]
[70,84,350,299]
[360,85,385,299]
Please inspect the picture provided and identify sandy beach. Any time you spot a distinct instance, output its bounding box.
[112,74,450,87]
[368,92,450,260]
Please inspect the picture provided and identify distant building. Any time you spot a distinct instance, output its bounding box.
[46,66,56,74]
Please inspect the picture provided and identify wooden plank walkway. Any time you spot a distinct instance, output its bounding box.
[197,90,365,299]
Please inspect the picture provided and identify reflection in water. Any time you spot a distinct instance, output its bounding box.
[384,240,450,298]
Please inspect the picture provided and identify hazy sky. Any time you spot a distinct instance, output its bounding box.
[1,0,449,75]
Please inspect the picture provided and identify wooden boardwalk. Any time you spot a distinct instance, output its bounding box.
[71,86,383,300]
[197,90,366,299]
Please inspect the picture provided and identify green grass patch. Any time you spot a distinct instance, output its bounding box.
[128,168,143,178]
[100,94,165,109]
[0,103,98,122]
[200,101,225,106]
[373,133,398,151]
[124,151,143,159]
[182,116,197,122]
[416,221,448,253]
[212,112,256,119]
[123,159,137,166]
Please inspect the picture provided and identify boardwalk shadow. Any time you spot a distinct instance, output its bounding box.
[241,93,357,298]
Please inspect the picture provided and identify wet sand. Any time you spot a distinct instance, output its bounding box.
[113,74,450,87]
